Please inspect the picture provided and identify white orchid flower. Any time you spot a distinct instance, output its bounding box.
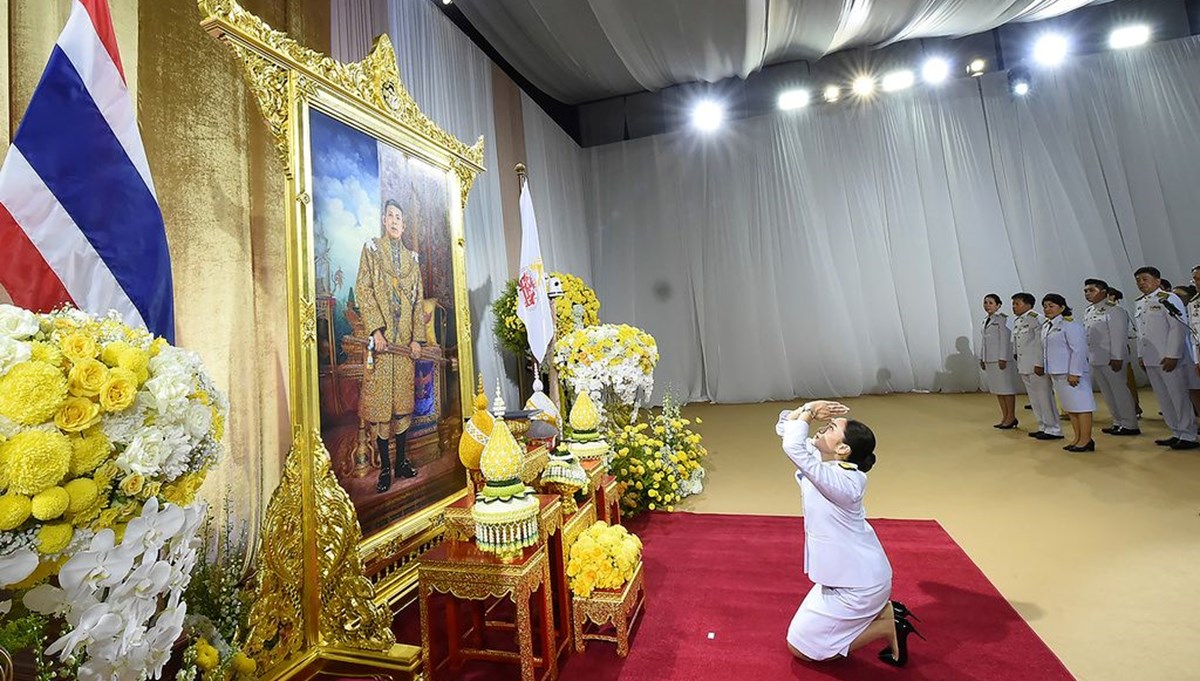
[0,599,10,616]
[58,529,138,594]
[123,498,186,556]
[44,602,124,662]
[0,548,38,588]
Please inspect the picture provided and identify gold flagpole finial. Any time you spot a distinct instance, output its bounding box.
[514,162,527,177]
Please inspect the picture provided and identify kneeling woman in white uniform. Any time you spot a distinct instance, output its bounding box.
[777,400,923,667]
[1042,293,1096,451]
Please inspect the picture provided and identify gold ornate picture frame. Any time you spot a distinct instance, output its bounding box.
[198,1,484,677]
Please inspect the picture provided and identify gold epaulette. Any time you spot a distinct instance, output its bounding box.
[837,462,858,470]
[1064,315,1074,322]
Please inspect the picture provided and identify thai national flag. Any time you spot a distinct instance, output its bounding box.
[0,0,174,342]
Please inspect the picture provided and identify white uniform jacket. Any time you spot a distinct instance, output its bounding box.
[1136,290,1189,367]
[978,313,1012,363]
[1012,310,1044,374]
[1043,315,1088,376]
[778,413,892,589]
[1084,302,1129,366]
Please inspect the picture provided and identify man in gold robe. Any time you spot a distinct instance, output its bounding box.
[356,199,425,492]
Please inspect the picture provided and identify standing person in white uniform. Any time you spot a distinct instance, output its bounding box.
[1133,266,1199,450]
[1082,279,1140,436]
[1042,294,1095,451]
[778,400,923,667]
[979,294,1019,429]
[1011,293,1063,440]
[1185,267,1200,421]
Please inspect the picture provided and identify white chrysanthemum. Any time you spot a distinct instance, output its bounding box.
[0,337,32,378]
[183,402,213,440]
[0,305,39,340]
[143,372,191,419]
[116,428,173,477]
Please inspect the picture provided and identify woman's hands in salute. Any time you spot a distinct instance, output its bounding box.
[788,400,850,422]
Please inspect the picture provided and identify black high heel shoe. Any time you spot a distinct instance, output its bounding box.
[994,420,1019,430]
[878,617,925,667]
[1063,440,1095,452]
[890,600,920,622]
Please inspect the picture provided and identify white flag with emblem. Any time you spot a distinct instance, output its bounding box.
[516,176,554,366]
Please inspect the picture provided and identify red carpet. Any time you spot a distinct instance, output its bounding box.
[560,512,1076,681]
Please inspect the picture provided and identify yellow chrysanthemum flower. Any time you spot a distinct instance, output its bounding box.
[195,639,220,671]
[55,396,101,433]
[231,652,257,674]
[162,471,207,507]
[68,358,109,398]
[0,361,69,425]
[149,337,167,357]
[31,486,70,520]
[0,493,32,530]
[115,347,150,385]
[63,477,100,514]
[70,430,114,477]
[98,368,138,412]
[60,332,98,363]
[36,522,74,554]
[1,429,72,495]
[29,341,64,367]
[99,340,131,367]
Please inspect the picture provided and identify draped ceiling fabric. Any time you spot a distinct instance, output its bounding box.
[453,0,1107,103]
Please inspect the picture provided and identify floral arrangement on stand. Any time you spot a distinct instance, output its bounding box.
[607,393,707,517]
[554,324,658,428]
[565,521,642,598]
[492,272,601,359]
[0,304,229,681]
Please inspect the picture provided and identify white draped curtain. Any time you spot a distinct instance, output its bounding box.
[332,0,517,404]
[588,37,1200,403]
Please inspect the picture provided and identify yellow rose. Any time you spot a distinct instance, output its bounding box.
[93,461,120,487]
[60,332,98,363]
[139,480,162,500]
[36,522,74,554]
[31,486,70,520]
[119,474,145,497]
[55,396,102,433]
[99,368,138,412]
[0,493,32,530]
[68,358,109,398]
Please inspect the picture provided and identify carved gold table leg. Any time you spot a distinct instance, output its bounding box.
[420,582,435,681]
[542,559,558,680]
[573,600,586,653]
[517,583,535,681]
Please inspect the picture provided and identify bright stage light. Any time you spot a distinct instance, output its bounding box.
[1110,25,1150,49]
[881,70,915,92]
[1033,33,1069,66]
[967,58,986,77]
[852,77,875,97]
[1009,67,1031,96]
[1013,81,1030,96]
[777,89,811,110]
[922,58,950,84]
[691,100,725,132]
[823,85,841,103]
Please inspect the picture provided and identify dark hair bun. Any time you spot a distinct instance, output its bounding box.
[857,452,876,473]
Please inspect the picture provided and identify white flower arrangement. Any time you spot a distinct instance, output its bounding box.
[553,323,658,417]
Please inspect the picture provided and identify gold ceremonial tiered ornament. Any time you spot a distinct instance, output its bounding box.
[565,391,610,462]
[470,417,541,560]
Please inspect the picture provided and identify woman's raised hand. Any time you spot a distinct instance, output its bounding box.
[809,400,850,420]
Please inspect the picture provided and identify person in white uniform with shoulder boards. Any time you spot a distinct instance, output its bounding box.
[979,294,1019,429]
[1041,293,1095,451]
[1011,292,1063,440]
[1133,266,1198,450]
[778,400,923,667]
[1082,279,1140,436]
[1188,266,1200,419]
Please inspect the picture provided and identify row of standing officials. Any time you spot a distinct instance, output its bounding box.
[978,265,1200,452]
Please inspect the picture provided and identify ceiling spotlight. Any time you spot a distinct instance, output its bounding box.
[691,100,725,132]
[777,89,811,111]
[823,85,841,103]
[441,0,452,4]
[1033,33,1069,66]
[881,70,915,92]
[967,58,986,77]
[1110,24,1151,49]
[1009,67,1032,96]
[852,76,875,97]
[922,57,950,84]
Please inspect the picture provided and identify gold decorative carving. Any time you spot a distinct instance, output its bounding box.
[450,156,482,213]
[199,0,484,169]
[243,430,308,670]
[573,562,646,657]
[299,295,317,344]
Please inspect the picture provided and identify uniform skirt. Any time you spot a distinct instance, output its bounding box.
[983,361,1018,395]
[1052,373,1096,413]
[787,581,891,661]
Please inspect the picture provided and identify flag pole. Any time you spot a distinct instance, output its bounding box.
[513,162,563,410]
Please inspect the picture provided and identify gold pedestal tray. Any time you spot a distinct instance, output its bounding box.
[572,562,646,657]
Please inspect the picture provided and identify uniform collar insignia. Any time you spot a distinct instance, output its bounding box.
[837,461,858,470]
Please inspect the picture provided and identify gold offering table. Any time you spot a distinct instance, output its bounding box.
[573,562,646,657]
[581,459,622,525]
[417,540,557,681]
